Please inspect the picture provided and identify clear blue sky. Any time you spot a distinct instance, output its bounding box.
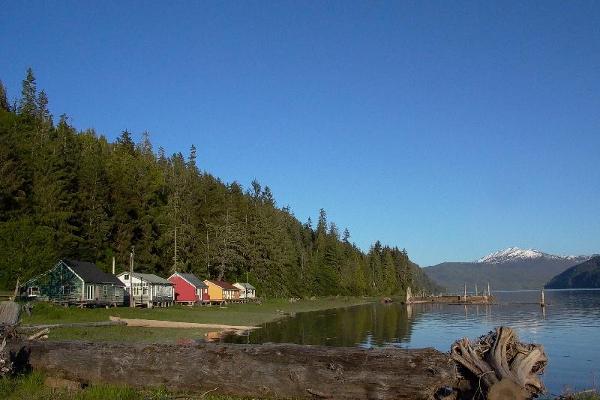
[2,1,599,266]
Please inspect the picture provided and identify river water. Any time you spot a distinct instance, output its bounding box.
[221,290,600,395]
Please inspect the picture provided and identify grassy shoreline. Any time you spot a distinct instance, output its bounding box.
[20,296,375,342]
[0,372,255,400]
[2,372,597,400]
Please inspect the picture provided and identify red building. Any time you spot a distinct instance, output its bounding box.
[168,272,209,304]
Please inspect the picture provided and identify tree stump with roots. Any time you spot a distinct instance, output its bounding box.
[450,326,547,400]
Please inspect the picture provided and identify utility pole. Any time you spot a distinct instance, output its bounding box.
[174,226,177,273]
[129,247,135,308]
[206,230,210,278]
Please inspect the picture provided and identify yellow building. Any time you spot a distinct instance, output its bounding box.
[203,280,240,301]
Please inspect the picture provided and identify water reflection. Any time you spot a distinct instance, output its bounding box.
[222,302,426,347]
[220,290,600,393]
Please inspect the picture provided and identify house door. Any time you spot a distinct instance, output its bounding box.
[86,284,94,300]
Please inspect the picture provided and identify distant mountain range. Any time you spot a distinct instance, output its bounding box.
[423,247,591,292]
[545,256,600,289]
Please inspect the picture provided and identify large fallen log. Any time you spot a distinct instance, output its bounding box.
[8,341,457,399]
[108,316,258,330]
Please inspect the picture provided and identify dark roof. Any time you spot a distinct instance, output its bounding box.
[174,273,208,288]
[205,280,240,290]
[62,259,125,286]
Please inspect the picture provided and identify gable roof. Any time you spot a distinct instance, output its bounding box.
[234,282,256,290]
[205,280,240,290]
[129,272,172,284]
[62,259,125,286]
[172,272,208,289]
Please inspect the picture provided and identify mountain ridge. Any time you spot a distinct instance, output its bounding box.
[475,247,585,264]
[424,247,591,292]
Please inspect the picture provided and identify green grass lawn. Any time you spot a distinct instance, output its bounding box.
[0,372,268,400]
[47,326,216,342]
[20,296,373,342]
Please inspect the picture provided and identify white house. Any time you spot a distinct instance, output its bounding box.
[117,272,174,307]
[233,282,256,299]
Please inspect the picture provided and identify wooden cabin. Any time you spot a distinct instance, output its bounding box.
[117,272,174,307]
[21,259,126,307]
[203,280,240,301]
[233,282,257,299]
[168,272,209,304]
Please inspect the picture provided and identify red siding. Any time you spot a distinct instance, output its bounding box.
[169,275,198,302]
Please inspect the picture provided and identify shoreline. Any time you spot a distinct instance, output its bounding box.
[19,296,376,342]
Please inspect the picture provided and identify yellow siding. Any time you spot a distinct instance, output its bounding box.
[204,280,223,300]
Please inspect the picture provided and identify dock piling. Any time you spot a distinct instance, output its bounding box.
[540,288,546,307]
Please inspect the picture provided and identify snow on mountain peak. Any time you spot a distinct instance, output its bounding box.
[476,247,566,263]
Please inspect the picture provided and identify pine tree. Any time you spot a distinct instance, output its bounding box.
[116,130,135,154]
[0,80,9,112]
[36,90,52,125]
[19,68,37,116]
[342,228,350,244]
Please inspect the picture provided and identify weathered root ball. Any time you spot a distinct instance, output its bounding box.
[450,326,547,400]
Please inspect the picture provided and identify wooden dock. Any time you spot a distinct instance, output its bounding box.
[408,294,495,305]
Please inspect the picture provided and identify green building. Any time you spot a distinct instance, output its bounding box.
[21,259,126,306]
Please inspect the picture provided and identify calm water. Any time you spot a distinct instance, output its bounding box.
[221,290,600,394]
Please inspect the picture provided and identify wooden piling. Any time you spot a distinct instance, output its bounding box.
[540,288,545,307]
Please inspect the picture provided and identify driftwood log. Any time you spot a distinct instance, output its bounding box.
[451,327,547,400]
[8,341,457,400]
[18,320,126,331]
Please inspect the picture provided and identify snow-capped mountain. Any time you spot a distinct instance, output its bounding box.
[475,247,585,264]
[424,247,592,291]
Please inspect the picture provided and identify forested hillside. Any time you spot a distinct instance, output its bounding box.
[0,69,438,297]
[545,256,600,289]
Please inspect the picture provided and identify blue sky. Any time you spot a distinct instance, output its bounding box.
[2,1,599,266]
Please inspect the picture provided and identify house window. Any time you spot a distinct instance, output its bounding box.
[86,285,94,300]
[124,274,129,280]
[102,285,108,296]
[28,286,40,297]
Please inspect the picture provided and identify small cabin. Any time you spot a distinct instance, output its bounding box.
[21,259,125,306]
[168,272,209,304]
[204,280,240,301]
[117,272,174,307]
[233,282,257,299]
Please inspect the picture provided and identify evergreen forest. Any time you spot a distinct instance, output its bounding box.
[0,69,439,297]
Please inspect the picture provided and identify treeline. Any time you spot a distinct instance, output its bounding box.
[0,69,439,297]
